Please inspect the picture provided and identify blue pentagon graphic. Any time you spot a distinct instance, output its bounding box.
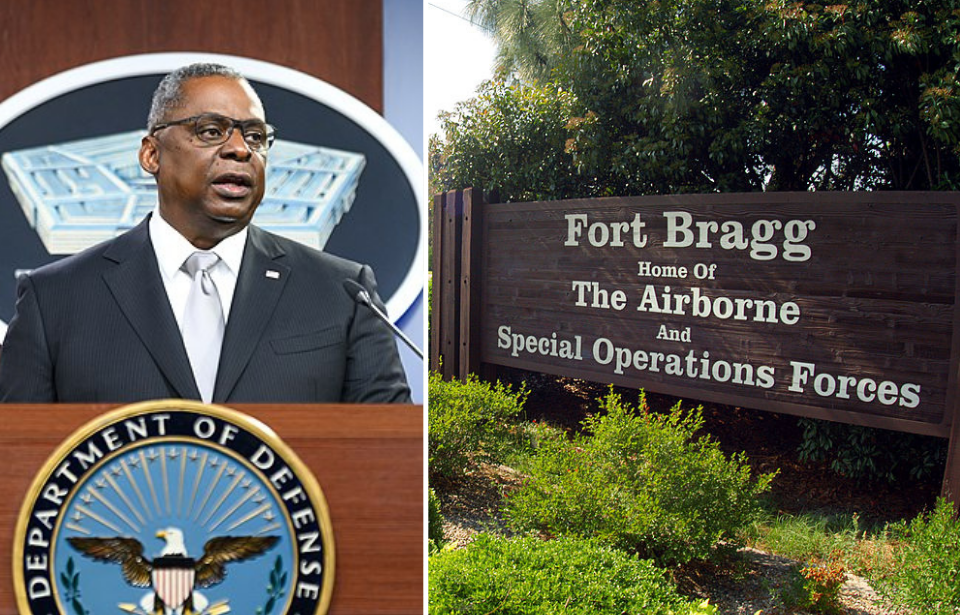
[1,131,366,254]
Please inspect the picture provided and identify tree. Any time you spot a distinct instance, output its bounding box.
[465,0,577,84]
[430,79,581,201]
[432,0,960,199]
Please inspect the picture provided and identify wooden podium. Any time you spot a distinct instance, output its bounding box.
[0,403,423,615]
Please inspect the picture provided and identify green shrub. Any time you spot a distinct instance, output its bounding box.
[506,390,774,565]
[428,372,527,482]
[781,561,846,615]
[428,488,445,553]
[431,80,581,203]
[428,534,706,614]
[880,497,960,614]
[506,419,568,471]
[797,418,946,483]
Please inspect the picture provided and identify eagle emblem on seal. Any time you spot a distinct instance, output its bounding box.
[68,527,278,615]
[15,403,333,615]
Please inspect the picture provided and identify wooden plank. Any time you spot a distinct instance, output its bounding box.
[429,193,443,373]
[944,405,960,506]
[438,191,463,379]
[476,192,959,440]
[942,213,960,508]
[459,188,485,380]
[0,0,384,110]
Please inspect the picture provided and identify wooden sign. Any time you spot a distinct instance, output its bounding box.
[463,192,959,438]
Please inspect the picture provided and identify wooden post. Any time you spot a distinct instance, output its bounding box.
[943,413,960,512]
[943,211,960,513]
[459,188,485,381]
[432,190,464,380]
[429,193,443,374]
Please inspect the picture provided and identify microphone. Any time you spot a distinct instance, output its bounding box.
[343,279,423,359]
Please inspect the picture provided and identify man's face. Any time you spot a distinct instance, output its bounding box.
[139,76,268,249]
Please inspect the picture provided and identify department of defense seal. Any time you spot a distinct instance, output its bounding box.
[14,400,335,615]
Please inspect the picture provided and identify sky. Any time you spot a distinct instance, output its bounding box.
[424,0,497,137]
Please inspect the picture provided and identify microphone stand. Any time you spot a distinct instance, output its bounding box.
[343,280,423,359]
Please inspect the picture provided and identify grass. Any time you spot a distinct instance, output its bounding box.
[743,506,899,583]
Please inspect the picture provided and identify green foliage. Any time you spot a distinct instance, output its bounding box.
[560,0,769,194]
[880,497,960,614]
[563,0,960,193]
[257,556,287,615]
[744,510,896,580]
[505,418,567,471]
[465,0,577,84]
[431,1,960,197]
[428,534,704,614]
[428,372,527,482]
[60,557,87,615]
[746,512,859,562]
[505,390,774,565]
[797,417,947,483]
[428,487,446,553]
[429,79,582,202]
[781,561,846,615]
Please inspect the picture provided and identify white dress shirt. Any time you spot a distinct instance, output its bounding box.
[149,210,247,331]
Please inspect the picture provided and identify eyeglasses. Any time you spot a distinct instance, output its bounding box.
[150,113,276,152]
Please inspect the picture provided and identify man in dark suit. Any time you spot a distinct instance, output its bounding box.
[0,63,411,403]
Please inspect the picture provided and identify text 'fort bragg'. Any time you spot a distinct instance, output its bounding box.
[490,208,923,411]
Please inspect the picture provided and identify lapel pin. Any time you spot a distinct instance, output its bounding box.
[265,270,281,279]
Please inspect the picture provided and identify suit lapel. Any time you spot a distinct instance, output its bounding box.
[101,218,201,400]
[214,227,289,401]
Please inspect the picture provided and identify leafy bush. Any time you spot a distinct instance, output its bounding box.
[880,497,960,614]
[506,390,774,565]
[511,419,566,462]
[428,534,708,614]
[430,79,581,202]
[797,418,947,483]
[781,561,846,615]
[428,372,527,482]
[428,488,445,553]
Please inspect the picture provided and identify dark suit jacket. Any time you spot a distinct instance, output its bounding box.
[0,217,411,403]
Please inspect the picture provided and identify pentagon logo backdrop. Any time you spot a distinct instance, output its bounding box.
[0,53,424,331]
